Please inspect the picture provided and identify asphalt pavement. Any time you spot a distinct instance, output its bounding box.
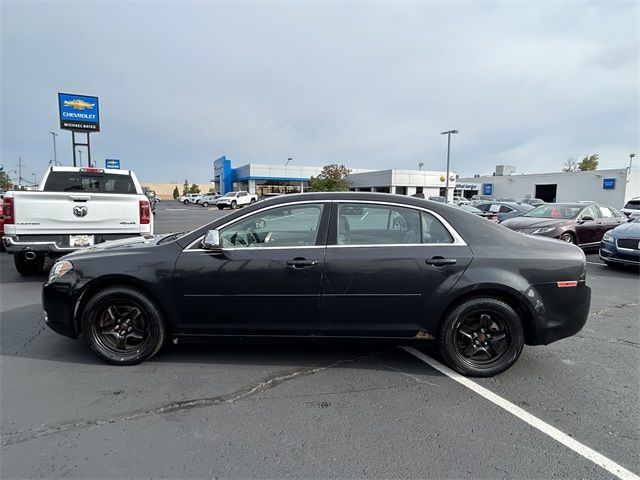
[1,202,638,479]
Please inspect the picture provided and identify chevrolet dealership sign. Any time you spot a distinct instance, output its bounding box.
[58,93,100,131]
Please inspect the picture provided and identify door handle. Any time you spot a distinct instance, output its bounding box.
[286,258,318,268]
[425,257,457,267]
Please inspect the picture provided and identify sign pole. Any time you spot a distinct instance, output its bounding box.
[72,132,77,167]
[87,133,92,167]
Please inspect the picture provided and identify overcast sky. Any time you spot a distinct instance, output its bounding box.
[1,1,638,183]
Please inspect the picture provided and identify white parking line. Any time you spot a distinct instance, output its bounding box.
[165,208,189,211]
[401,346,639,480]
[587,261,607,266]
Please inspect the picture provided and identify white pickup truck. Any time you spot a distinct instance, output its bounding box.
[2,166,153,276]
[216,191,258,210]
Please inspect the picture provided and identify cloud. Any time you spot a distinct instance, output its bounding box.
[1,1,637,182]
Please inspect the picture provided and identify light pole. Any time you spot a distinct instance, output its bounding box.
[285,157,293,167]
[630,153,636,170]
[418,162,424,171]
[440,129,459,203]
[78,150,82,167]
[49,131,59,166]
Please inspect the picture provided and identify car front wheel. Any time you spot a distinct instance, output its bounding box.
[438,297,524,377]
[183,200,189,205]
[217,205,225,210]
[82,287,166,365]
[202,202,209,207]
[560,233,576,244]
[231,201,237,209]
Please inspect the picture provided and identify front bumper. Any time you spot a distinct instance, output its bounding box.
[42,276,82,339]
[600,240,640,265]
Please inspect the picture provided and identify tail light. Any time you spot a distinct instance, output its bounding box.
[139,200,150,225]
[2,197,14,224]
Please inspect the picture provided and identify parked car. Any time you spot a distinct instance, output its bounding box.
[501,202,625,248]
[176,193,201,204]
[200,193,222,207]
[2,166,153,276]
[621,198,640,218]
[452,196,470,205]
[216,191,258,209]
[144,190,159,215]
[0,213,4,252]
[455,204,498,222]
[496,197,516,202]
[427,196,446,203]
[600,217,640,267]
[474,202,533,223]
[520,198,546,206]
[42,192,590,377]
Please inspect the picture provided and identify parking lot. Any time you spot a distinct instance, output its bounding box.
[1,202,638,479]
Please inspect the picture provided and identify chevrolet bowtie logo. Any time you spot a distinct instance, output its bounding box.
[64,99,95,110]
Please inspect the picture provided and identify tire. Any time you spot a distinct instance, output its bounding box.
[82,287,166,365]
[217,205,225,210]
[231,201,237,209]
[202,202,209,207]
[183,199,189,205]
[14,252,46,276]
[438,297,524,377]
[250,198,256,204]
[560,232,576,244]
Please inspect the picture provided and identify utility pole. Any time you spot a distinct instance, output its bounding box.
[440,130,459,203]
[17,157,24,187]
[49,131,59,166]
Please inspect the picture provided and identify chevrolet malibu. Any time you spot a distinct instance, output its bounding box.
[43,193,591,376]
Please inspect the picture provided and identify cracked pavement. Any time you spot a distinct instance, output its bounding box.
[1,206,638,479]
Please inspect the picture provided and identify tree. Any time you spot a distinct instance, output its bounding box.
[309,164,352,192]
[578,154,599,171]
[188,183,201,194]
[172,186,179,199]
[0,171,12,190]
[182,179,189,196]
[562,158,579,172]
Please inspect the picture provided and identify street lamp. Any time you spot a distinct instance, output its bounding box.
[418,162,424,171]
[630,153,636,170]
[285,157,293,167]
[440,129,459,203]
[49,131,59,166]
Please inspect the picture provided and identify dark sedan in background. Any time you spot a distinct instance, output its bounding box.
[474,201,533,223]
[42,193,590,377]
[501,202,625,248]
[600,217,640,267]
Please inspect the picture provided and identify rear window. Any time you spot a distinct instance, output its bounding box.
[624,200,640,210]
[43,172,136,194]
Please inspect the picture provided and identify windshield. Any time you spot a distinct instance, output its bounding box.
[222,192,236,197]
[523,205,582,219]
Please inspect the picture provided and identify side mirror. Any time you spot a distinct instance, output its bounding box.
[581,215,594,222]
[202,229,223,253]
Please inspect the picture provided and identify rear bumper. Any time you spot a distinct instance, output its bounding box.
[527,281,591,345]
[4,233,145,254]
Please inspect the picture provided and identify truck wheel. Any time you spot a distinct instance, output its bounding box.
[82,287,166,365]
[231,201,237,209]
[14,252,46,276]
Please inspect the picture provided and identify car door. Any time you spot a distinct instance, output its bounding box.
[599,206,624,238]
[320,201,473,338]
[173,201,329,335]
[575,205,600,245]
[237,191,249,206]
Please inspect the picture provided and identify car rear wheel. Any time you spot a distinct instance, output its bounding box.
[14,252,46,276]
[217,205,225,210]
[231,201,237,209]
[202,202,209,207]
[438,297,524,377]
[82,287,166,365]
[250,198,256,204]
[560,233,576,244]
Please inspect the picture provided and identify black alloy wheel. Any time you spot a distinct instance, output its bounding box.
[82,287,165,365]
[438,297,524,377]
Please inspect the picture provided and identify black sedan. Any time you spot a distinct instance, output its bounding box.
[43,193,591,377]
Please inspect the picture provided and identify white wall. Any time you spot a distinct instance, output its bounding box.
[458,169,635,207]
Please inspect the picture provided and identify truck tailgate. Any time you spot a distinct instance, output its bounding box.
[13,192,142,234]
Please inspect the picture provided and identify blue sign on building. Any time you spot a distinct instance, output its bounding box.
[58,93,100,132]
[105,159,120,169]
[214,156,233,194]
[602,178,616,190]
[482,183,493,196]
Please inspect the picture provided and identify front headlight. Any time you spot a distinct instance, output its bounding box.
[602,233,614,243]
[532,227,556,234]
[48,260,74,283]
